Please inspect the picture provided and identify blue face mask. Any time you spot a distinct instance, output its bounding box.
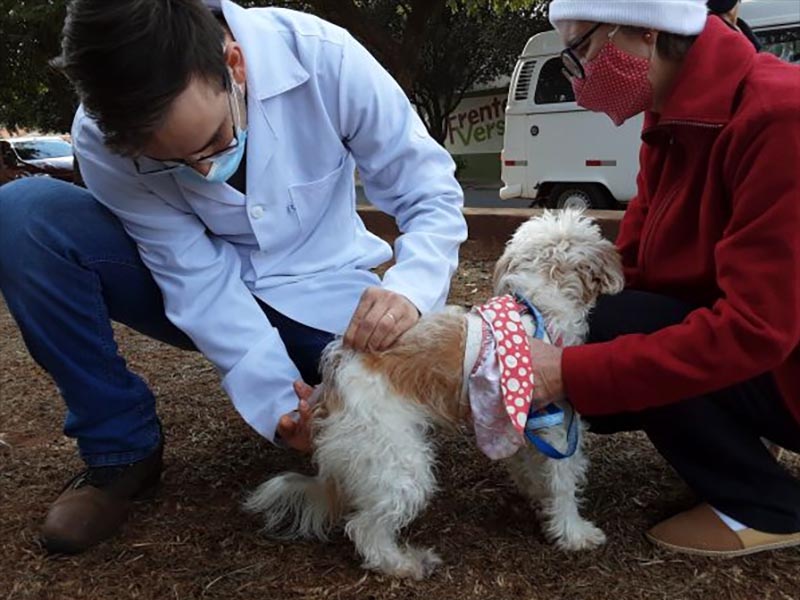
[180,127,247,184]
[179,75,248,184]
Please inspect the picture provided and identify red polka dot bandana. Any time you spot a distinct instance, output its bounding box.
[571,39,653,127]
[473,295,533,434]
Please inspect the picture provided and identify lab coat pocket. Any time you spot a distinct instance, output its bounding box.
[287,157,351,235]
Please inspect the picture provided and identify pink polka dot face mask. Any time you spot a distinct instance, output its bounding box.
[571,34,654,126]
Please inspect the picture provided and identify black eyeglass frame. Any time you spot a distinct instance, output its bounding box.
[560,22,605,81]
[133,74,239,176]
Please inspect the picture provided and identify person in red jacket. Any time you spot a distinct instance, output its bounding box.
[536,0,800,556]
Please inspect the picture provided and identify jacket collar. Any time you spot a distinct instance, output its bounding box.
[218,0,309,101]
[643,16,756,136]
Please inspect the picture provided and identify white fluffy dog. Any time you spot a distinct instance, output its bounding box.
[245,210,624,579]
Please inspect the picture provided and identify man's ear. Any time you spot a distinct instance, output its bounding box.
[225,42,246,88]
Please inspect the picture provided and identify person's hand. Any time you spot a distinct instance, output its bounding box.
[344,287,420,352]
[276,380,315,454]
[529,339,565,411]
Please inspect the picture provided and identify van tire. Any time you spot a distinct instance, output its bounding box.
[549,183,616,210]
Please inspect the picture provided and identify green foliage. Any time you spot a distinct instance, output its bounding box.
[457,0,538,14]
[412,1,548,142]
[0,0,550,139]
[0,1,77,134]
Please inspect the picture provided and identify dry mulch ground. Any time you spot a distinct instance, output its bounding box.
[1,240,798,600]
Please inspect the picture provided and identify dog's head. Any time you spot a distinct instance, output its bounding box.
[492,209,624,311]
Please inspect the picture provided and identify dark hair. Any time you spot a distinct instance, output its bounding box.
[707,0,739,15]
[52,0,228,156]
[620,26,697,62]
[656,32,698,61]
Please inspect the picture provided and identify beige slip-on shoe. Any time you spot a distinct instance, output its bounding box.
[646,503,800,558]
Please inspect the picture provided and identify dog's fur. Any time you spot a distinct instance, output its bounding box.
[245,210,624,579]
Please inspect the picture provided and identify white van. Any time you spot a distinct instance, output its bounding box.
[500,0,800,210]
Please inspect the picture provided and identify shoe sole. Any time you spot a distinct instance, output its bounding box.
[646,532,800,558]
[40,536,89,555]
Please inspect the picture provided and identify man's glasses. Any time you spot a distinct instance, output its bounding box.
[560,22,605,80]
[134,87,239,176]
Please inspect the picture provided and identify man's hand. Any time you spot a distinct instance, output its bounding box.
[529,339,565,411]
[276,380,315,454]
[344,287,420,352]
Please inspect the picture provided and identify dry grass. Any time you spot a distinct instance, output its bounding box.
[1,242,798,600]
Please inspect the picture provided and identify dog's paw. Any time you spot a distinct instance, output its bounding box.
[374,546,442,580]
[554,520,607,551]
[411,547,443,579]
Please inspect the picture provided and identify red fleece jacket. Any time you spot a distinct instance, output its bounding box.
[562,17,800,425]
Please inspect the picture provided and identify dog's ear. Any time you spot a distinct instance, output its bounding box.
[566,237,624,306]
[590,239,625,296]
[492,251,513,294]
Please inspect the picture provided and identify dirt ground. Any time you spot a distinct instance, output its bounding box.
[1,240,798,600]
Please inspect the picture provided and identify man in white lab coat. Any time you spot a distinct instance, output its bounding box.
[0,0,466,553]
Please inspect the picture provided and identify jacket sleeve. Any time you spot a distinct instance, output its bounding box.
[336,33,468,314]
[73,111,301,444]
[562,115,800,415]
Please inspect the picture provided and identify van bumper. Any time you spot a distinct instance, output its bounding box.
[499,184,523,200]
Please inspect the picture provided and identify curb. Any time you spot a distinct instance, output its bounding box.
[357,207,623,251]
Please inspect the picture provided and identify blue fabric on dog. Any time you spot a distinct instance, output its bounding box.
[525,402,579,459]
[527,404,565,430]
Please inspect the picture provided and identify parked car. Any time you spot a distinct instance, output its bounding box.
[744,0,800,61]
[0,136,76,185]
[500,0,800,210]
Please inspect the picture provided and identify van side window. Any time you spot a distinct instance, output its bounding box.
[534,57,576,105]
[756,26,800,64]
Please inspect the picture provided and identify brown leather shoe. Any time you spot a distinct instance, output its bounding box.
[646,503,800,557]
[40,441,163,554]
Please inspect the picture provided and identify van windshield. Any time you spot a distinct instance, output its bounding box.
[756,26,800,63]
[13,139,73,161]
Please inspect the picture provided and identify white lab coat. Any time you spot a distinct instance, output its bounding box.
[72,1,466,443]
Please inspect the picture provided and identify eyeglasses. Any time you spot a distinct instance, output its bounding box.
[134,86,240,176]
[560,22,608,80]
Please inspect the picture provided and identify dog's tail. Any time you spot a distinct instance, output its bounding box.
[243,473,340,540]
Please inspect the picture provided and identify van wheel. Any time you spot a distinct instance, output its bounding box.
[550,184,614,210]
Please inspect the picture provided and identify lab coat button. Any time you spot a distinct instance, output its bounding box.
[250,205,265,219]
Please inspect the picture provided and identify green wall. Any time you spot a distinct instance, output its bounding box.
[455,152,501,182]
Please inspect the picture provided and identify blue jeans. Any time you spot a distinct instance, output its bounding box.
[0,178,335,467]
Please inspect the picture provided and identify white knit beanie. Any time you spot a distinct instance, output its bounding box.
[549,0,708,36]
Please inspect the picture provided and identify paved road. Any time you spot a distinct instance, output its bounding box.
[461,186,533,209]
